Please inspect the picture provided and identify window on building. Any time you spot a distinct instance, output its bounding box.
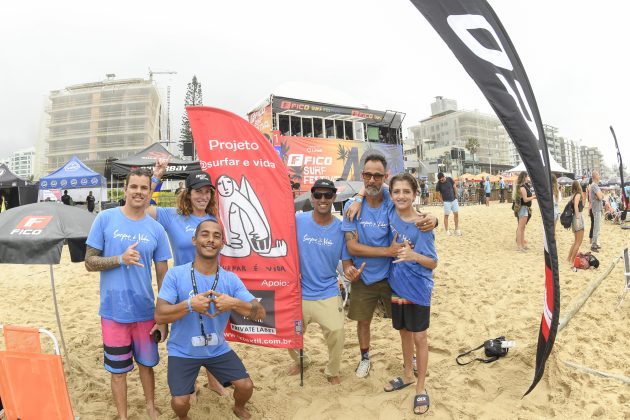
[335,120,344,139]
[313,118,323,138]
[302,118,313,137]
[279,115,290,136]
[325,120,335,138]
[344,121,354,140]
[290,116,301,136]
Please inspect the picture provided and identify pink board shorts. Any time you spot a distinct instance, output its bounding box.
[101,318,159,373]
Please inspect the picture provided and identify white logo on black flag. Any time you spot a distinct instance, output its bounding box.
[410,0,560,395]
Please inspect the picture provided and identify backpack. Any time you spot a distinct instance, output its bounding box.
[574,251,599,270]
[560,197,575,229]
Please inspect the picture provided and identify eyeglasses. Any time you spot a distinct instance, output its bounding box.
[362,172,385,181]
[312,191,334,200]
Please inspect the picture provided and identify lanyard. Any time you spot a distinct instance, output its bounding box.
[190,263,220,338]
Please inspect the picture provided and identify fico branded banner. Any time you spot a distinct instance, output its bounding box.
[281,136,405,190]
[187,106,302,349]
[411,0,560,395]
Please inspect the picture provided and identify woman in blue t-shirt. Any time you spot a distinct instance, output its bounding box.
[148,163,225,396]
[382,173,437,415]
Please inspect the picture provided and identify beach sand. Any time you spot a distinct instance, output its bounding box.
[1,201,628,419]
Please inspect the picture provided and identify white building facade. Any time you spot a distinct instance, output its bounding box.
[37,77,161,178]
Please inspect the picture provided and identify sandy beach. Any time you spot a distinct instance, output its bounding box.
[1,200,628,419]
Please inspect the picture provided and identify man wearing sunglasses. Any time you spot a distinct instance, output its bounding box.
[342,154,438,378]
[288,178,364,384]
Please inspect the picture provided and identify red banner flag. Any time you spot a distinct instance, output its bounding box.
[188,106,302,349]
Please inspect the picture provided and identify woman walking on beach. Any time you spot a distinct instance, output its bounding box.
[513,171,536,252]
[148,162,227,396]
[382,173,437,415]
[567,180,584,266]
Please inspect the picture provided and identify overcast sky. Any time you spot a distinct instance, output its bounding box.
[1,0,627,169]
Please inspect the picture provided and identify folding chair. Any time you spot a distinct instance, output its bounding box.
[617,248,630,309]
[0,325,76,420]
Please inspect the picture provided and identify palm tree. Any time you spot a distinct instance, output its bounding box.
[336,144,349,164]
[465,137,480,173]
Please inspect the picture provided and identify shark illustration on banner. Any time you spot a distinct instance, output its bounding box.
[187,106,302,350]
[410,0,560,395]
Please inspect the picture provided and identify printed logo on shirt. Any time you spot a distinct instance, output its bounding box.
[113,230,151,244]
[389,224,414,246]
[358,220,388,229]
[302,233,334,247]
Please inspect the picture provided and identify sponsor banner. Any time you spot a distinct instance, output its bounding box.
[281,136,404,190]
[411,0,560,395]
[272,96,386,123]
[11,215,53,236]
[247,103,274,142]
[188,106,302,349]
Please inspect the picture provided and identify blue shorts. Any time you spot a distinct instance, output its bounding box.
[167,350,249,396]
[518,205,529,218]
[443,199,459,215]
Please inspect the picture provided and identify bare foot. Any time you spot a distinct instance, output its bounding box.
[232,405,251,419]
[189,383,200,405]
[327,376,341,385]
[287,363,300,376]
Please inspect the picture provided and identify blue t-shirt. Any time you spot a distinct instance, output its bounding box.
[484,180,491,194]
[158,263,254,359]
[296,211,350,300]
[86,208,172,323]
[500,180,506,189]
[387,208,437,306]
[156,207,216,266]
[341,194,392,285]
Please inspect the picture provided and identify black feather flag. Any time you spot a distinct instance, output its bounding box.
[410,0,560,395]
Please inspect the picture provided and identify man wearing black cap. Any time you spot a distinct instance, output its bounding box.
[287,178,364,384]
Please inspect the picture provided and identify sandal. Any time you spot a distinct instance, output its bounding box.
[384,377,414,392]
[413,391,430,415]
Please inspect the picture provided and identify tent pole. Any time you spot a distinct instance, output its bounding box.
[300,349,304,387]
[49,265,69,358]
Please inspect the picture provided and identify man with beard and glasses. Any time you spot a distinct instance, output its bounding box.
[342,154,437,378]
[85,168,172,420]
[287,178,364,384]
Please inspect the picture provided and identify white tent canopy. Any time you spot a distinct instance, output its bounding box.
[507,154,571,174]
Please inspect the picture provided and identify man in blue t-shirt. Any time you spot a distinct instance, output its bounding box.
[85,168,172,420]
[435,172,461,236]
[341,154,437,379]
[289,178,363,384]
[155,219,265,420]
[499,177,506,203]
[484,176,491,207]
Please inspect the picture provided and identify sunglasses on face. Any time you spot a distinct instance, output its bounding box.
[312,191,334,200]
[362,172,385,181]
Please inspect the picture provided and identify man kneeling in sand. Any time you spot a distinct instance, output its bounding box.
[155,220,265,419]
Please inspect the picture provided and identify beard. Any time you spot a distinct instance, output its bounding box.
[365,184,383,197]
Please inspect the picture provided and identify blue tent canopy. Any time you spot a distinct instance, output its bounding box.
[39,156,105,190]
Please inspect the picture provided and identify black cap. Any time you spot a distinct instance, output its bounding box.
[311,178,337,193]
[186,171,213,190]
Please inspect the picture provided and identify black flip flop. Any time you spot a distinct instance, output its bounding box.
[413,392,430,415]
[384,377,414,392]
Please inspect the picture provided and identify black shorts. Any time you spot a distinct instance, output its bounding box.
[391,296,430,332]
[485,193,490,197]
[167,350,249,396]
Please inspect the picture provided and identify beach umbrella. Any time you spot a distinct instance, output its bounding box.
[0,202,96,356]
[557,176,573,185]
[293,180,364,212]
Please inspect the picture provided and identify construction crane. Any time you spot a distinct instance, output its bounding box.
[148,68,177,148]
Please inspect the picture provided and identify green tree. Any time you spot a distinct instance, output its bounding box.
[465,137,480,173]
[179,75,203,158]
